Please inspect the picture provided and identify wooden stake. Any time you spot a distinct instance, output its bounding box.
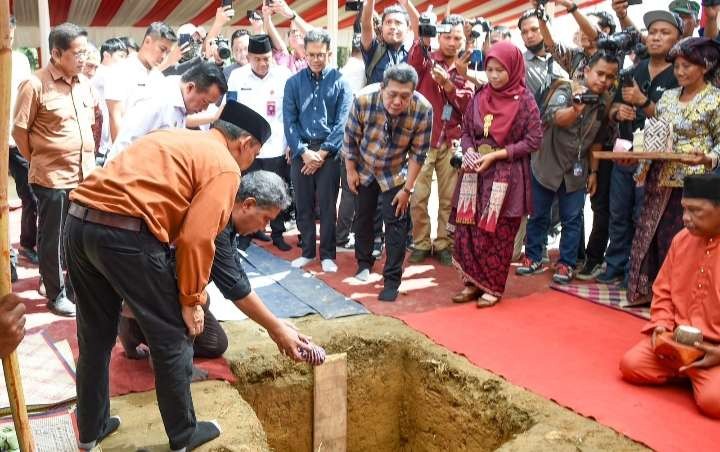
[313,353,347,452]
[0,1,35,451]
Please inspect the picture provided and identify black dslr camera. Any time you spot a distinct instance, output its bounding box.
[470,17,491,39]
[215,35,231,60]
[418,13,439,38]
[597,27,643,55]
[573,93,600,105]
[346,0,364,11]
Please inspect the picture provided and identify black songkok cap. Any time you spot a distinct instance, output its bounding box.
[683,174,720,202]
[220,100,271,145]
[248,34,272,54]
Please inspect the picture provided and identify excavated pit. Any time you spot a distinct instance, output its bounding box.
[225,314,647,452]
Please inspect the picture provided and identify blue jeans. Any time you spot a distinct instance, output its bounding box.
[604,165,644,280]
[526,176,586,268]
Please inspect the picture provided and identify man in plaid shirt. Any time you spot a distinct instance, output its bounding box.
[343,63,432,302]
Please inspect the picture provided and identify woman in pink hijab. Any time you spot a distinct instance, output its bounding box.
[450,41,543,307]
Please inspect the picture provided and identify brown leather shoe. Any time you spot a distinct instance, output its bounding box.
[451,287,481,303]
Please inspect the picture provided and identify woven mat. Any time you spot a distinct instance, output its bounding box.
[0,332,76,411]
[550,282,650,319]
[0,409,76,452]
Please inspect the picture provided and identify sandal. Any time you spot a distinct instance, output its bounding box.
[476,293,500,308]
[452,286,481,303]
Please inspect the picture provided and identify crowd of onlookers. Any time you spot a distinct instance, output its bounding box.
[6,0,720,311]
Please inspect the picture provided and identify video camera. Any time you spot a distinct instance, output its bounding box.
[215,35,231,60]
[418,13,451,38]
[346,0,364,12]
[597,28,643,55]
[573,93,600,105]
[470,17,491,39]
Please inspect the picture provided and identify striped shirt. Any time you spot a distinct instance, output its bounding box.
[342,84,432,192]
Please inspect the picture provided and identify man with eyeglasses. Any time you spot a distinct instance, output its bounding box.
[343,64,432,302]
[283,29,353,272]
[12,22,98,316]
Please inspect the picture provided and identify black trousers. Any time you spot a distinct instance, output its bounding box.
[64,215,197,450]
[236,156,289,249]
[32,185,72,301]
[336,159,356,244]
[584,159,612,264]
[119,301,228,359]
[354,182,409,284]
[9,147,37,250]
[247,156,288,237]
[291,156,340,260]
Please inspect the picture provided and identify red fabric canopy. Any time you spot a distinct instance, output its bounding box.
[11,0,605,30]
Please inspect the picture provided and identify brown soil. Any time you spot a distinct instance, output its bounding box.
[102,313,648,451]
[102,381,268,451]
[224,314,649,452]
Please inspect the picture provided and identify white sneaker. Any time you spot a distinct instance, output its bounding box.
[291,256,314,268]
[355,268,370,282]
[321,259,338,273]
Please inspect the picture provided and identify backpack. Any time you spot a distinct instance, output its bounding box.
[533,56,567,117]
[364,41,387,86]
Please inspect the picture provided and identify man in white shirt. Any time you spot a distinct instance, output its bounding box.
[6,15,37,268]
[105,22,176,142]
[227,34,293,251]
[93,38,128,161]
[105,62,227,163]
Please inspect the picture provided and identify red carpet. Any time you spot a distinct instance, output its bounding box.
[257,233,553,316]
[397,292,719,452]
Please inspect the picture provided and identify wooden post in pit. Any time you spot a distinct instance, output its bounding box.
[0,1,35,451]
[313,353,347,452]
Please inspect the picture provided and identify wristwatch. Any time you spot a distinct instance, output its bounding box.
[639,96,652,109]
[567,3,578,13]
[402,186,414,195]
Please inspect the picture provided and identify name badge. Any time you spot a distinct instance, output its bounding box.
[267,100,276,118]
[573,161,584,177]
[441,103,453,121]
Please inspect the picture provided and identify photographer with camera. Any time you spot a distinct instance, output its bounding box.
[360,0,414,85]
[535,1,616,82]
[263,0,313,74]
[405,12,475,266]
[517,51,619,285]
[597,11,681,288]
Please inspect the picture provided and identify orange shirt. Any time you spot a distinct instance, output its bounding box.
[13,63,97,189]
[70,128,241,307]
[643,229,720,343]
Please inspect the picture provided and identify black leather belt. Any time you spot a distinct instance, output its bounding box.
[69,203,143,232]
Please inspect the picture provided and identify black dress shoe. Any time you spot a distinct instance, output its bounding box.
[20,247,39,264]
[252,231,271,242]
[378,282,400,302]
[272,237,292,251]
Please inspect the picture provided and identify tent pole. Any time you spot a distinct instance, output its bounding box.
[328,0,338,67]
[0,0,35,451]
[37,0,49,66]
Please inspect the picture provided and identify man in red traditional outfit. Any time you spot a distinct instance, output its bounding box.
[620,174,720,418]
